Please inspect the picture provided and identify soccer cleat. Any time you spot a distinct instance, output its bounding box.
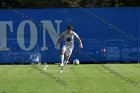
[59,61,67,73]
[59,70,63,73]
[60,63,64,67]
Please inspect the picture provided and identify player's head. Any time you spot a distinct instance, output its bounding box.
[67,25,73,31]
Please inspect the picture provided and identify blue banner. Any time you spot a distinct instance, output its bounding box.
[0,7,140,63]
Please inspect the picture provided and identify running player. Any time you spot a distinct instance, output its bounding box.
[55,25,83,66]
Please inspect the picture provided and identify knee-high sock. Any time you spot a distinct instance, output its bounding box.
[60,55,64,64]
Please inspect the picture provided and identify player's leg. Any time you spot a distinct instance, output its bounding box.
[65,46,74,63]
[59,46,73,73]
[60,45,66,66]
[65,56,70,63]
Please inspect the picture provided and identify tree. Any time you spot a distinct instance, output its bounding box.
[61,0,81,7]
[0,0,140,8]
[80,0,115,7]
[0,0,20,8]
[124,0,140,7]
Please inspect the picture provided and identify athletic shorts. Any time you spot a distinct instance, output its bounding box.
[62,45,74,56]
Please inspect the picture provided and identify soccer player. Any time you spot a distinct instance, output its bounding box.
[55,25,83,66]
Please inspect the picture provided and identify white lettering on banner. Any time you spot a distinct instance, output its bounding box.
[41,20,62,50]
[17,20,37,51]
[0,21,13,51]
[0,20,62,51]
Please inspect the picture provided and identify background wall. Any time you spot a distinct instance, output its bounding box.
[0,7,139,63]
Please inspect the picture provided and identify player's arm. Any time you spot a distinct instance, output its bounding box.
[55,37,61,49]
[77,37,83,48]
[73,32,83,48]
[55,32,65,48]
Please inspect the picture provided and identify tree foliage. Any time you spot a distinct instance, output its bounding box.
[0,0,140,8]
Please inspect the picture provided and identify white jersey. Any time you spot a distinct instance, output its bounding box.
[60,30,79,46]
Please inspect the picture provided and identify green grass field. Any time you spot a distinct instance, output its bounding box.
[0,64,139,93]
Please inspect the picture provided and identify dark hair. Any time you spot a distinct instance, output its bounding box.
[67,25,73,30]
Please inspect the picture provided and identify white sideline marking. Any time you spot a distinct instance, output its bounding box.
[43,65,48,71]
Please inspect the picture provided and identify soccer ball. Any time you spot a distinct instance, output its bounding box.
[73,59,80,65]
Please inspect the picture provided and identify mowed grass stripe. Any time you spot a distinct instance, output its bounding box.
[0,64,139,93]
